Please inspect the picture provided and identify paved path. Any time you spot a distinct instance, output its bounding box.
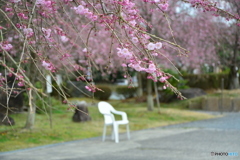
[0,112,239,160]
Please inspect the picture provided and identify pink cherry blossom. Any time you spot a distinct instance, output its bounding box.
[60,35,69,43]
[17,13,28,19]
[42,28,51,38]
[159,3,169,11]
[41,60,56,72]
[36,0,44,5]
[85,85,96,92]
[152,53,158,56]
[72,4,97,21]
[147,42,155,50]
[129,62,144,72]
[5,8,13,12]
[147,63,156,73]
[63,0,73,4]
[122,63,127,67]
[83,48,87,52]
[159,76,167,83]
[23,28,34,38]
[132,37,138,43]
[42,60,51,68]
[117,48,133,59]
[72,5,86,15]
[155,42,163,49]
[4,44,13,51]
[18,81,24,87]
[0,42,13,51]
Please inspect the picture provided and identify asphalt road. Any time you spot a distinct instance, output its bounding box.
[0,112,239,160]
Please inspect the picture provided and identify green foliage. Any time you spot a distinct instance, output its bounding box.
[183,73,230,90]
[116,86,138,99]
[94,85,112,100]
[35,81,43,89]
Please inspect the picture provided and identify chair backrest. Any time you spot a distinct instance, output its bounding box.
[98,101,115,124]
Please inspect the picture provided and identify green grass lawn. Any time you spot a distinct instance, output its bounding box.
[0,98,217,152]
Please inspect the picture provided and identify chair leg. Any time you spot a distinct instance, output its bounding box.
[126,124,130,140]
[113,123,119,143]
[111,126,115,140]
[102,125,106,141]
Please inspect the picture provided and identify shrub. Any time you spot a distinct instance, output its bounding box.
[94,85,112,100]
[116,86,137,99]
[183,73,229,90]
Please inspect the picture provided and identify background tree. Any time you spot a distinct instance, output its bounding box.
[214,0,240,89]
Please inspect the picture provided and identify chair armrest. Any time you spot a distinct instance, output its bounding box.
[111,110,128,121]
[102,113,115,121]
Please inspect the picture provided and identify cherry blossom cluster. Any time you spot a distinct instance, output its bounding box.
[116,39,169,88]
[189,0,240,23]
[0,42,13,52]
[36,0,57,18]
[15,73,25,87]
[2,68,26,87]
[147,42,163,50]
[142,0,169,11]
[17,12,28,19]
[23,28,34,38]
[72,4,98,21]
[85,84,97,92]
[189,0,217,12]
[117,48,133,60]
[42,61,56,72]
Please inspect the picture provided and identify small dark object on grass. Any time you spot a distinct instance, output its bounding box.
[72,101,91,122]
[0,113,15,126]
[135,96,147,103]
[0,74,24,113]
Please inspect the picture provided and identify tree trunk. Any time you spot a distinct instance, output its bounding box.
[25,105,36,129]
[136,72,143,97]
[154,82,160,113]
[229,65,239,89]
[24,51,38,129]
[147,79,154,111]
[228,30,240,89]
[25,89,36,129]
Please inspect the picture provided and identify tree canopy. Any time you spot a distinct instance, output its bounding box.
[0,0,239,103]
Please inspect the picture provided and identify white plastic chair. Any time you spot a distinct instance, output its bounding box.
[98,101,130,143]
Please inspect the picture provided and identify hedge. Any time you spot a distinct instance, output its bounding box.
[116,86,137,99]
[183,73,229,90]
[94,85,112,100]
